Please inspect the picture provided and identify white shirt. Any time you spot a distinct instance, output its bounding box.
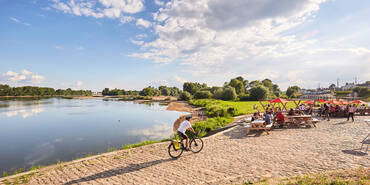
[178,120,191,134]
[349,107,356,113]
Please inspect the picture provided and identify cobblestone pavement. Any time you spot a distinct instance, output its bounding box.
[2,117,369,185]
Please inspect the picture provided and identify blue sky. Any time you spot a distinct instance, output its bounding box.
[0,0,369,91]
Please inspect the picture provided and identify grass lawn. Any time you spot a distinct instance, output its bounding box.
[190,99,299,116]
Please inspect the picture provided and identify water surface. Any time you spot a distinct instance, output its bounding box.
[0,98,185,173]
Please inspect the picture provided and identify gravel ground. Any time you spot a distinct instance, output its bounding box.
[1,116,369,185]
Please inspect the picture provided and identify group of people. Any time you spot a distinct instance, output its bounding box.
[318,103,364,122]
[251,107,285,127]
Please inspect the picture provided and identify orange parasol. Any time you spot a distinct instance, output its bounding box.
[351,100,368,105]
[325,100,343,105]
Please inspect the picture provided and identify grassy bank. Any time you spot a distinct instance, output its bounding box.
[190,99,298,117]
[249,167,369,185]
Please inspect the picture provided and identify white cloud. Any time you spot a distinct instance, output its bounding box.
[129,122,172,140]
[2,70,45,85]
[9,17,31,26]
[50,0,144,19]
[31,74,45,84]
[55,45,64,50]
[128,0,370,89]
[154,0,165,6]
[119,15,135,24]
[130,39,144,45]
[136,18,151,28]
[136,33,147,39]
[76,81,83,87]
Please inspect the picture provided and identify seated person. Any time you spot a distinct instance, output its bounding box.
[329,105,335,117]
[264,111,272,126]
[251,112,259,121]
[306,105,312,115]
[274,110,285,127]
[360,104,366,115]
[288,108,295,116]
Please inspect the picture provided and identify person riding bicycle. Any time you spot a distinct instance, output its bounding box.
[177,116,196,151]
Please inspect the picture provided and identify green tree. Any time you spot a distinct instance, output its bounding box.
[179,91,192,101]
[249,80,262,88]
[140,86,160,96]
[102,88,110,96]
[183,82,203,95]
[221,87,237,100]
[194,91,212,99]
[286,86,301,98]
[353,87,370,97]
[262,79,274,91]
[159,86,170,96]
[249,86,269,100]
[229,78,245,95]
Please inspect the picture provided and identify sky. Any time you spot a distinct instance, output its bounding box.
[0,0,369,92]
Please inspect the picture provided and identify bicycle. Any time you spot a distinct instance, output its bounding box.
[168,132,204,158]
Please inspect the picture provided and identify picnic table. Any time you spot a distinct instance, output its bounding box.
[285,115,317,127]
[245,120,272,135]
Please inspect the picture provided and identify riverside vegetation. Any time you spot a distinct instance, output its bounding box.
[1,77,369,180]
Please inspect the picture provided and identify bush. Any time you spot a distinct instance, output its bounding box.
[194,91,212,99]
[192,117,234,137]
[249,86,269,100]
[179,91,192,101]
[212,88,224,99]
[238,93,250,101]
[221,87,237,100]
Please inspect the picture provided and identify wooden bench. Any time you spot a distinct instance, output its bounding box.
[245,123,273,135]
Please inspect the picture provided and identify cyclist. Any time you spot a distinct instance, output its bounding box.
[177,116,196,151]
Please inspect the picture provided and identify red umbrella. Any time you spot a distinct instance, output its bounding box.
[318,99,325,103]
[303,100,314,104]
[325,100,343,105]
[351,100,368,105]
[269,98,289,104]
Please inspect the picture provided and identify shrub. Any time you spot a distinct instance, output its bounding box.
[249,85,269,100]
[221,87,237,100]
[212,88,224,99]
[179,91,192,101]
[238,93,250,101]
[192,117,234,137]
[194,91,212,99]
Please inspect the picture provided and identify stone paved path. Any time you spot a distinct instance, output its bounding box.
[1,117,369,185]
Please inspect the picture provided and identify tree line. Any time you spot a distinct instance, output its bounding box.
[101,86,180,97]
[0,84,92,96]
[179,77,290,101]
[100,77,302,101]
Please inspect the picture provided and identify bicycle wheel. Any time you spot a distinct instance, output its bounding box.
[190,138,203,153]
[168,143,183,158]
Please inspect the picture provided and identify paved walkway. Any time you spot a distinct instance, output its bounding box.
[1,117,369,185]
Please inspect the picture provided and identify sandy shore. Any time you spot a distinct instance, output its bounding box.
[1,116,369,185]
[166,101,198,112]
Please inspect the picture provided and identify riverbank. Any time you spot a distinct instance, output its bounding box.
[2,116,369,184]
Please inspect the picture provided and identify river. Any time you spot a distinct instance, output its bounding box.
[0,98,185,173]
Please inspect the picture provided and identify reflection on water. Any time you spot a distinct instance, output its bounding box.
[3,107,44,118]
[0,98,185,173]
[129,121,173,141]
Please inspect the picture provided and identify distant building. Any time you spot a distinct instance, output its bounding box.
[92,92,103,96]
[299,88,334,100]
[341,83,356,90]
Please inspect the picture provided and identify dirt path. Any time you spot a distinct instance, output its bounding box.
[1,117,369,185]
